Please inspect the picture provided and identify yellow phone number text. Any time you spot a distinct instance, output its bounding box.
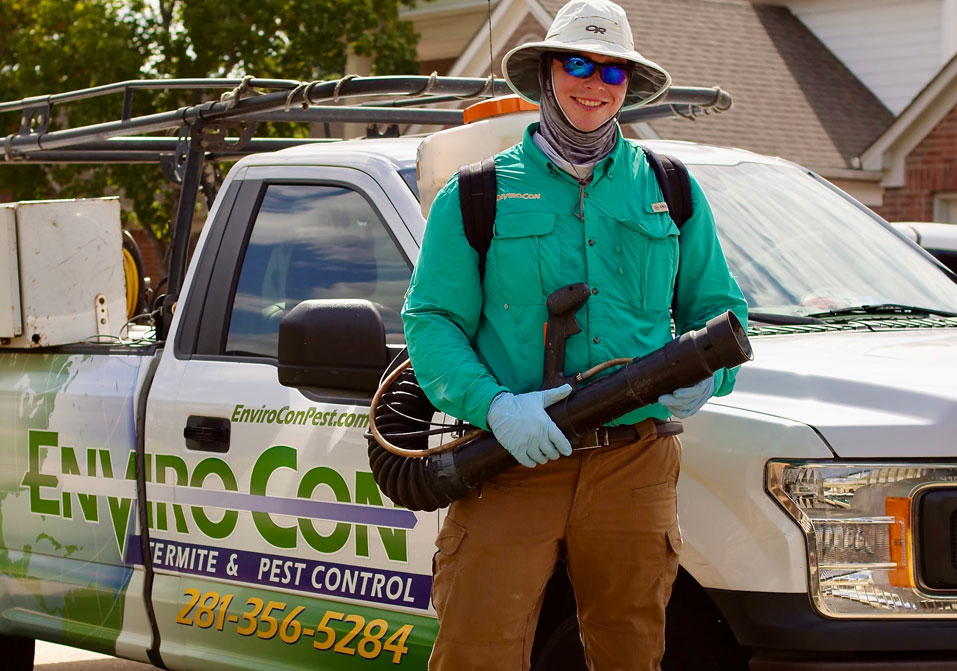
[176,588,414,664]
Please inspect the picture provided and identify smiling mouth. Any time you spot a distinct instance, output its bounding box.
[573,97,606,108]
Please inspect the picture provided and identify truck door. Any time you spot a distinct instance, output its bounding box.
[143,165,437,670]
[0,350,157,661]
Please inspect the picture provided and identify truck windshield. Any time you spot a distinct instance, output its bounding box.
[695,162,957,316]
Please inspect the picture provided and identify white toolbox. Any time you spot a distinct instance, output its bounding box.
[0,198,127,347]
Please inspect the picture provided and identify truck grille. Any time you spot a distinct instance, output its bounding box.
[919,490,957,590]
[952,510,957,571]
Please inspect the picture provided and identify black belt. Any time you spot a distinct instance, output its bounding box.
[574,418,683,451]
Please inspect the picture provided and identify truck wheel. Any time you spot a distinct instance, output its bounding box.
[530,568,752,671]
[531,614,586,671]
[662,569,752,671]
[2,634,35,670]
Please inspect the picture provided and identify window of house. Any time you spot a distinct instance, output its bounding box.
[224,183,411,358]
[934,192,957,225]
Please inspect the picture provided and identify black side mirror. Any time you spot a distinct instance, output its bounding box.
[277,299,390,393]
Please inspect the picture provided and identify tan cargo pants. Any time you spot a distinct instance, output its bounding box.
[428,421,683,671]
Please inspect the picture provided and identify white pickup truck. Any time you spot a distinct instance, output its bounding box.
[2,77,957,671]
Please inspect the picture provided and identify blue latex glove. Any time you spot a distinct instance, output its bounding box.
[487,385,574,468]
[658,376,715,419]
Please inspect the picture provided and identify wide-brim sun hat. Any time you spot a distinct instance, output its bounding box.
[502,0,672,110]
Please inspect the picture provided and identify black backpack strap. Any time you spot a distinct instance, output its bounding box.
[641,146,693,228]
[642,146,694,317]
[457,156,498,279]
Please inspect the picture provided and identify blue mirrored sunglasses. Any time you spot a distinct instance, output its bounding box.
[556,54,630,86]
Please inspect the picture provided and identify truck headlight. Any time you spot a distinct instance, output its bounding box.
[767,461,957,618]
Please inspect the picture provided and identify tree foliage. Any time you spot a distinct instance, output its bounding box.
[0,0,420,247]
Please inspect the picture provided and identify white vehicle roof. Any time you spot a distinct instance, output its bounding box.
[266,137,421,169]
[234,133,794,172]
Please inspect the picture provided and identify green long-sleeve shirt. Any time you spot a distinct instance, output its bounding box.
[402,124,747,430]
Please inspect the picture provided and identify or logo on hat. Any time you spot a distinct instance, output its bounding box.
[585,24,608,34]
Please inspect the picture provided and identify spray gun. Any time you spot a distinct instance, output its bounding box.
[542,282,591,390]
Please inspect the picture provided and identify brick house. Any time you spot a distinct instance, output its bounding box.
[403,0,957,214]
[771,0,957,223]
[406,0,893,205]
[861,55,957,223]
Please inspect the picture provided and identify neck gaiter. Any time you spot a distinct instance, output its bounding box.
[537,55,621,168]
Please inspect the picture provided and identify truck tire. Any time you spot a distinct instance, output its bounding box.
[530,569,751,671]
[531,614,586,671]
[2,634,35,670]
[663,569,752,671]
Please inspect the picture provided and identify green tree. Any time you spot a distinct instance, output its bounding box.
[0,0,143,202]
[0,0,420,250]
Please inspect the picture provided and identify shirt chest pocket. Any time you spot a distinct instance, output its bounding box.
[618,214,680,313]
[486,214,557,306]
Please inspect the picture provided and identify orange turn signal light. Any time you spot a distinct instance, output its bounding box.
[886,496,915,588]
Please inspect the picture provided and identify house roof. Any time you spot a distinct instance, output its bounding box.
[860,53,957,187]
[402,0,505,63]
[491,0,894,176]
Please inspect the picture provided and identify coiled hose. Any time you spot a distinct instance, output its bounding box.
[368,367,452,511]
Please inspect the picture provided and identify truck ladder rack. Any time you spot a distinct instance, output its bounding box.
[1,76,731,163]
[0,75,732,340]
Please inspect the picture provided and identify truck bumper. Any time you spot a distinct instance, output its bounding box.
[750,659,957,670]
[707,589,957,670]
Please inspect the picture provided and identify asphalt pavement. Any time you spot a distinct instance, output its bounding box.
[35,642,159,671]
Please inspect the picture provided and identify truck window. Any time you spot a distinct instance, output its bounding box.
[399,167,420,199]
[224,183,411,357]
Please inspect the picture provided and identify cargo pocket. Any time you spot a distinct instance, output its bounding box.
[486,214,556,305]
[618,214,679,313]
[631,480,677,532]
[431,518,466,615]
[660,519,683,603]
[666,519,683,556]
[435,517,466,556]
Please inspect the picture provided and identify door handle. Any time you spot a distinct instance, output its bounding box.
[184,416,231,452]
